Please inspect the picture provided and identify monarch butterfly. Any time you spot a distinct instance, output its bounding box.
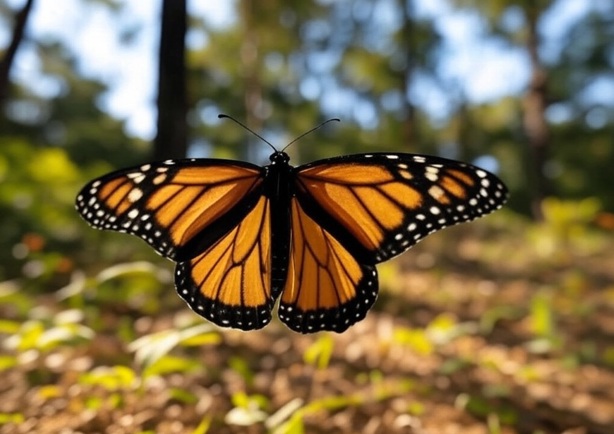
[76,117,507,333]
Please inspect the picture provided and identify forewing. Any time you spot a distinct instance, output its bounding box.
[175,196,274,330]
[294,153,508,263]
[278,198,378,334]
[75,159,263,261]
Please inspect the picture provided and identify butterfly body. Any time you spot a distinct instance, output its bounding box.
[77,150,507,333]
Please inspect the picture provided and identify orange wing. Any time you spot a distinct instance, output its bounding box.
[175,196,275,330]
[75,160,263,261]
[294,153,508,264]
[278,198,377,333]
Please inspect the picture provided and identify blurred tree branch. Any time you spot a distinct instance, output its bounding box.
[0,0,35,111]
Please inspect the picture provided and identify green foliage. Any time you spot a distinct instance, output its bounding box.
[0,413,25,425]
[79,365,137,391]
[3,308,94,353]
[143,355,202,380]
[90,261,173,315]
[393,313,476,356]
[393,326,434,355]
[0,139,81,279]
[456,393,518,428]
[225,392,270,426]
[0,280,34,317]
[229,356,255,387]
[191,416,213,434]
[129,322,220,370]
[528,291,555,338]
[303,334,334,369]
[266,399,304,434]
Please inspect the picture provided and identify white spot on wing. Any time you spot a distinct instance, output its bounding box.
[153,173,167,185]
[425,172,438,182]
[428,185,445,200]
[128,188,143,202]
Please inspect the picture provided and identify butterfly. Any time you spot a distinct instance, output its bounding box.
[76,119,507,333]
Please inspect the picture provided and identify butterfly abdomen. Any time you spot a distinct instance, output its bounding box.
[264,152,294,298]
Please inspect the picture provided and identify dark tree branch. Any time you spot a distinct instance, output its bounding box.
[0,0,35,108]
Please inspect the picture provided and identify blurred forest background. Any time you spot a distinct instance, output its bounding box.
[1,0,613,433]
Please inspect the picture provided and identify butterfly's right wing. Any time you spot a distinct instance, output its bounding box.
[76,158,280,331]
[277,152,507,333]
[292,153,508,264]
[76,159,264,262]
[175,195,277,330]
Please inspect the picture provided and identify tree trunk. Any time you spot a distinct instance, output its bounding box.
[0,0,35,110]
[522,6,551,220]
[239,0,263,162]
[153,0,187,160]
[397,0,417,151]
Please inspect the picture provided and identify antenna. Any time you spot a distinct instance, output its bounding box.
[218,114,277,152]
[218,114,340,153]
[281,118,340,152]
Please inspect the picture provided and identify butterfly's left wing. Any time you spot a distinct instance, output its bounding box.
[278,153,507,333]
[278,197,378,333]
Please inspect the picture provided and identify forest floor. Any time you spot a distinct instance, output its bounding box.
[1,214,613,434]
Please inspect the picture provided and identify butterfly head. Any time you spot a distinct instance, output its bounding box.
[269,151,290,166]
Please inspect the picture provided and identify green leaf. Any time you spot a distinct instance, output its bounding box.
[303,334,334,369]
[266,398,304,432]
[191,416,212,434]
[426,313,460,344]
[226,392,269,426]
[129,330,182,367]
[229,357,254,386]
[169,387,199,405]
[129,323,219,368]
[79,365,138,391]
[393,327,433,355]
[273,412,304,434]
[529,291,555,338]
[143,355,201,379]
[0,319,21,334]
[304,394,361,413]
[13,320,45,351]
[0,412,25,424]
[0,356,18,371]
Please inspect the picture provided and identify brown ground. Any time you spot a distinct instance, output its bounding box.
[1,218,613,433]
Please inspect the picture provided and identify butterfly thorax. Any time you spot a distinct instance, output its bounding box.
[264,151,293,296]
